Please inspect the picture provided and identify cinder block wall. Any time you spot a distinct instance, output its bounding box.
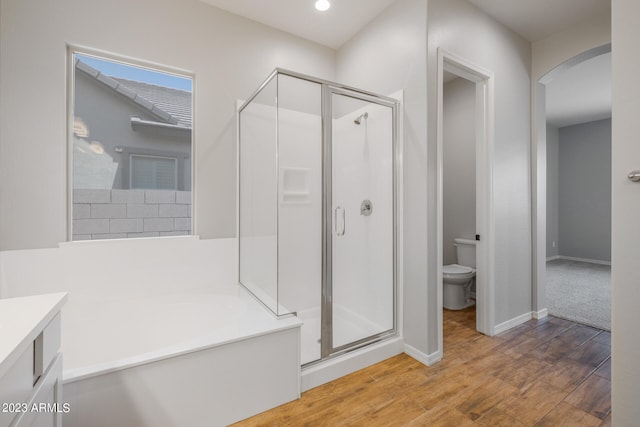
[72,189,192,240]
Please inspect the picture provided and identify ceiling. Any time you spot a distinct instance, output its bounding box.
[200,0,610,48]
[198,0,611,127]
[545,52,611,128]
[466,0,610,42]
[198,0,398,49]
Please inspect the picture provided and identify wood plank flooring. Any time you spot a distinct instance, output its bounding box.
[233,307,611,426]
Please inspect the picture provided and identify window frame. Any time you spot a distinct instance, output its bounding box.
[67,46,195,242]
[121,147,189,191]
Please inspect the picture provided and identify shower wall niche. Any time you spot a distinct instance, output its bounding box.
[239,69,398,365]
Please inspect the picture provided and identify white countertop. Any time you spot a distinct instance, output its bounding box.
[0,292,68,379]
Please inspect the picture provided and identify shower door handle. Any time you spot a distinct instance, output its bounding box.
[335,206,346,236]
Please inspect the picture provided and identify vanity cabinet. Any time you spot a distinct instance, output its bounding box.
[0,293,67,427]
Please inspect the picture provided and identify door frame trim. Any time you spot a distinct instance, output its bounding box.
[436,48,496,352]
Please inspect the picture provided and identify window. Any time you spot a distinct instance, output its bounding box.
[70,51,193,241]
[130,155,177,190]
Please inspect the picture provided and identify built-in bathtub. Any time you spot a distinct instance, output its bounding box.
[0,237,301,426]
[62,287,301,427]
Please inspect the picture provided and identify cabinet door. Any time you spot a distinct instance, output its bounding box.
[10,355,63,427]
[0,345,33,427]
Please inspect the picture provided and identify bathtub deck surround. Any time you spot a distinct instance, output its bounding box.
[61,288,301,425]
[61,286,301,384]
[63,310,301,427]
[0,238,303,426]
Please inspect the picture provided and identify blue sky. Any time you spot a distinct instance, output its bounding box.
[76,54,192,92]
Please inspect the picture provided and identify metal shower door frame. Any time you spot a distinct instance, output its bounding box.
[237,68,399,366]
[321,84,399,360]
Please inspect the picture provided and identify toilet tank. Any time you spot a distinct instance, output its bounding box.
[454,238,476,268]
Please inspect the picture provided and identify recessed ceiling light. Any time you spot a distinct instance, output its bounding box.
[315,0,330,12]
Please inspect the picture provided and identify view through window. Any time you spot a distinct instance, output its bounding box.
[71,53,193,240]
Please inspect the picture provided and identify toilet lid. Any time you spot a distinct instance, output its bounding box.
[443,264,473,275]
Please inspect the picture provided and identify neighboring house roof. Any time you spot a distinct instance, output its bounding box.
[112,77,192,128]
[75,59,192,129]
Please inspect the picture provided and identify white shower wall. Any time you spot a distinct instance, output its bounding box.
[277,77,323,315]
[239,94,279,313]
[331,101,394,347]
[239,98,322,316]
[239,88,323,363]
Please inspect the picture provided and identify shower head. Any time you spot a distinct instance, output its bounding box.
[354,112,368,125]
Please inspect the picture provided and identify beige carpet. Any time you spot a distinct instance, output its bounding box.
[546,258,611,331]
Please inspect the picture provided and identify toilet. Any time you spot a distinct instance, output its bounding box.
[443,238,477,310]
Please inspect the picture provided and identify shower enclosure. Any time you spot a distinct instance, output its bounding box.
[238,69,398,365]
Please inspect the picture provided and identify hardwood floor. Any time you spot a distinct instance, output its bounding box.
[233,307,611,426]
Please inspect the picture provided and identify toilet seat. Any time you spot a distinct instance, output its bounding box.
[443,264,473,274]
[443,264,476,280]
[443,264,476,310]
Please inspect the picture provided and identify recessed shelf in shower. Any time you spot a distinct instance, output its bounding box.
[280,167,311,204]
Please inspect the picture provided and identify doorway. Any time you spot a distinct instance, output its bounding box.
[436,49,495,354]
[534,45,612,331]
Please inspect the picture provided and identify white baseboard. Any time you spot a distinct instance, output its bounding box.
[547,255,611,266]
[404,344,442,366]
[533,308,548,320]
[546,255,560,262]
[494,312,533,335]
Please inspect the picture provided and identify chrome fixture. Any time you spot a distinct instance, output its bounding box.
[354,112,368,125]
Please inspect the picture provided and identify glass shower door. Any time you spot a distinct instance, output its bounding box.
[328,88,395,353]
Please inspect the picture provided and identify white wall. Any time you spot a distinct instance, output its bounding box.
[558,119,611,262]
[0,238,237,301]
[0,0,335,250]
[546,125,559,258]
[443,77,476,265]
[532,11,612,83]
[612,1,640,422]
[428,0,532,339]
[336,0,429,356]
